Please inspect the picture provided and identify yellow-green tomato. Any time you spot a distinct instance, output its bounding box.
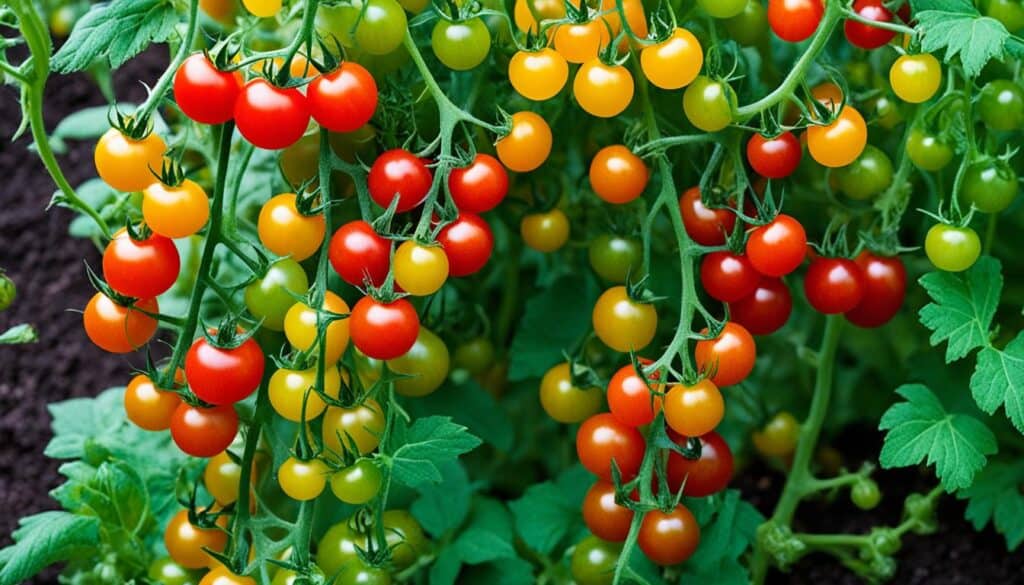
[683,76,736,132]
[387,328,450,397]
[539,362,603,423]
[268,365,342,422]
[521,209,570,252]
[330,459,383,504]
[278,457,329,501]
[592,286,657,353]
[924,224,981,272]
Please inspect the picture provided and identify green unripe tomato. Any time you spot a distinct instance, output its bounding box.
[588,234,642,283]
[906,128,953,171]
[244,259,309,331]
[698,0,746,18]
[979,79,1024,131]
[0,272,14,312]
[387,327,450,397]
[724,0,768,46]
[834,145,894,201]
[432,18,491,71]
[983,0,1024,32]
[148,557,199,585]
[924,224,981,272]
[962,159,1018,213]
[851,478,882,510]
[453,337,495,375]
[353,0,407,56]
[331,459,383,504]
[571,536,621,585]
[683,76,736,132]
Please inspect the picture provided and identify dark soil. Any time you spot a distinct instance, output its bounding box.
[0,45,1021,585]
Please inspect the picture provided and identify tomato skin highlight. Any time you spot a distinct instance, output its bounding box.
[767,0,823,43]
[637,505,700,566]
[173,53,242,125]
[679,186,737,246]
[368,149,433,212]
[234,79,310,150]
[437,212,493,276]
[845,252,906,328]
[804,257,866,314]
[170,403,239,458]
[700,251,762,303]
[349,296,420,360]
[449,154,509,213]
[103,230,180,299]
[745,214,807,277]
[576,413,645,482]
[729,277,792,335]
[582,480,634,542]
[307,63,378,133]
[606,360,662,427]
[746,132,802,179]
[666,431,734,497]
[83,293,158,353]
[329,220,392,287]
[694,322,756,387]
[124,374,182,431]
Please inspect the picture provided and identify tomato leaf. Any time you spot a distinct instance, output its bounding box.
[971,332,1024,433]
[684,490,764,568]
[0,512,100,585]
[404,379,514,451]
[509,465,590,555]
[461,558,535,584]
[879,384,997,491]
[411,461,473,537]
[911,0,1011,77]
[918,256,1001,362]
[508,275,599,381]
[0,324,37,345]
[389,416,482,488]
[957,460,1024,551]
[51,0,178,73]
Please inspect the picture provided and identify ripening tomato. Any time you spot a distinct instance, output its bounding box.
[200,566,256,585]
[512,0,565,33]
[844,0,899,49]
[683,76,736,132]
[143,179,210,238]
[387,327,451,397]
[393,240,449,296]
[185,335,265,405]
[244,258,309,331]
[164,509,228,569]
[833,145,894,201]
[679,187,737,246]
[582,480,634,542]
[94,128,166,192]
[432,17,491,71]
[284,292,351,364]
[767,0,823,42]
[694,322,756,387]
[663,379,724,437]
[509,48,569,101]
[103,229,180,298]
[124,374,181,431]
[307,63,378,132]
[700,252,761,303]
[351,0,408,55]
[449,154,509,213]
[593,286,658,353]
[845,252,906,328]
[745,214,807,277]
[540,362,604,423]
[637,505,700,566]
[278,457,329,501]
[906,128,954,171]
[368,149,433,212]
[331,459,383,504]
[243,0,281,17]
[574,59,634,118]
[269,365,342,421]
[147,557,197,585]
[349,296,419,360]
[607,361,663,427]
[174,54,242,125]
[329,220,392,287]
[728,278,792,335]
[170,403,238,458]
[234,79,309,150]
[204,451,242,506]
[746,132,802,179]
[83,293,158,353]
[521,209,570,252]
[666,431,734,497]
[752,411,800,457]
[640,28,703,90]
[554,20,610,64]
[496,111,552,172]
[925,224,981,272]
[589,145,648,204]
[589,234,642,284]
[890,54,941,104]
[322,400,386,455]
[258,193,326,262]
[804,257,866,314]
[807,106,868,168]
[571,536,621,585]
[576,413,645,481]
[437,212,493,276]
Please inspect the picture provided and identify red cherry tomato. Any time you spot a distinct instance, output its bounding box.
[349,296,420,360]
[329,220,392,287]
[803,257,866,314]
[448,154,509,214]
[170,403,238,458]
[576,413,645,482]
[607,360,662,427]
[185,336,265,405]
[306,62,378,132]
[746,132,802,179]
[582,480,635,542]
[437,213,493,276]
[844,252,906,327]
[694,322,756,387]
[844,0,898,49]
[679,187,736,246]
[728,278,792,335]
[234,79,310,150]
[173,53,242,125]
[745,214,807,277]
[700,252,761,303]
[368,149,433,212]
[666,431,734,497]
[103,230,180,298]
[637,505,700,566]
[767,0,824,43]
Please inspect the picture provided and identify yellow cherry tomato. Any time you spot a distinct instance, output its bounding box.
[242,0,281,18]
[752,411,800,457]
[573,59,635,118]
[94,128,166,192]
[268,365,343,421]
[521,209,570,252]
[143,179,210,238]
[204,451,242,505]
[257,193,326,261]
[394,240,449,296]
[641,28,703,90]
[554,20,611,64]
[322,400,386,456]
[889,53,942,104]
[592,286,657,353]
[514,0,567,33]
[509,48,569,101]
[283,291,351,363]
[278,457,329,501]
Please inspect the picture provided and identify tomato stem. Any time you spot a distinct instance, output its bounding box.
[136,0,201,123]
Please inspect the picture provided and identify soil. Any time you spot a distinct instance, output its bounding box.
[0,46,1022,585]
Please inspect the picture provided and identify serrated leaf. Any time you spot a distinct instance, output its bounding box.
[0,324,37,345]
[508,275,598,381]
[389,417,482,488]
[0,511,99,585]
[453,528,517,564]
[52,0,178,73]
[411,461,472,537]
[957,460,1024,551]
[509,465,590,555]
[971,332,1024,432]
[404,379,514,451]
[686,490,764,567]
[879,384,997,491]
[914,1,1010,77]
[918,257,1001,362]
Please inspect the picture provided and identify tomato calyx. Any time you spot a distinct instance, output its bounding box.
[202,317,263,351]
[107,109,157,141]
[152,158,187,188]
[84,263,152,311]
[624,274,664,307]
[644,3,679,43]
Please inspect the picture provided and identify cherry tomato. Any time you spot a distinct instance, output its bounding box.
[554,20,610,64]
[679,187,737,246]
[257,193,326,262]
[244,258,309,331]
[666,431,734,497]
[393,240,448,296]
[496,111,552,172]
[694,322,756,387]
[592,286,658,353]
[200,566,256,585]
[700,251,761,303]
[185,335,264,405]
[984,0,1024,31]
[588,234,642,283]
[979,79,1024,131]
[637,505,700,566]
[331,459,383,504]
[574,59,634,118]
[745,214,807,277]
[94,128,166,192]
[322,400,386,455]
[683,76,736,132]
[283,292,351,363]
[278,457,329,501]
[663,379,724,437]
[728,277,792,335]
[453,337,495,375]
[448,154,509,213]
[143,179,210,238]
[607,361,663,427]
[833,145,894,201]
[509,48,569,101]
[639,28,703,91]
[582,480,634,542]
[234,79,309,150]
[307,63,378,132]
[243,0,281,17]
[698,0,745,18]
[148,557,199,585]
[807,106,868,168]
[924,224,981,272]
[746,132,802,179]
[962,159,1018,213]
[571,536,621,585]
[204,451,242,506]
[437,212,494,276]
[103,229,180,298]
[83,293,158,353]
[540,362,604,423]
[352,0,408,55]
[752,411,800,457]
[368,149,433,212]
[124,373,181,431]
[513,0,566,33]
[576,413,645,481]
[589,145,648,204]
[844,0,898,49]
[349,296,420,360]
[269,365,342,421]
[317,521,364,576]
[329,220,392,287]
[432,17,491,71]
[387,327,450,397]
[164,509,228,569]
[906,127,954,171]
[845,252,906,328]
[767,0,823,43]
[521,209,570,252]
[174,54,242,125]
[600,0,648,45]
[851,478,882,510]
[803,257,866,314]
[890,54,941,104]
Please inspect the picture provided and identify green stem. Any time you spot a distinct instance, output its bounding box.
[136,0,201,122]
[983,213,997,255]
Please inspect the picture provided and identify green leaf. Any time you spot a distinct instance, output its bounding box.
[957,460,1024,551]
[680,557,750,585]
[509,465,590,555]
[428,547,463,585]
[0,511,100,585]
[52,0,178,73]
[971,332,1024,432]
[686,490,764,567]
[411,461,473,537]
[404,379,514,451]
[508,275,598,381]
[461,558,535,585]
[918,257,1001,362]
[453,499,517,564]
[913,1,1011,77]
[879,384,997,491]
[0,324,37,345]
[390,416,482,488]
